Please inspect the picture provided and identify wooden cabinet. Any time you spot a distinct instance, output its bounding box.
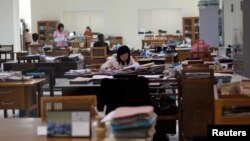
[183,17,199,44]
[37,21,58,45]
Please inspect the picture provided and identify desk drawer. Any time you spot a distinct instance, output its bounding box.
[0,87,25,109]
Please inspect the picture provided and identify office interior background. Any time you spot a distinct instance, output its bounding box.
[0,0,249,77]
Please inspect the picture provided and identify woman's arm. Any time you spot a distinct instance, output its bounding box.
[100,57,118,70]
[130,56,140,67]
[100,59,112,70]
[53,31,57,38]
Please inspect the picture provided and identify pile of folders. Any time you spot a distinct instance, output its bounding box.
[104,106,157,141]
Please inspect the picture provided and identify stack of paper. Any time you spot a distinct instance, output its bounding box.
[104,106,156,140]
[92,75,113,84]
[69,77,92,84]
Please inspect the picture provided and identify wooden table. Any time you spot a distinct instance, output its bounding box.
[3,60,83,78]
[0,78,45,117]
[0,118,102,141]
[54,78,100,96]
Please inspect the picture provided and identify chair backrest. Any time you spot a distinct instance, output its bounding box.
[90,47,107,59]
[151,41,164,47]
[155,35,166,40]
[72,37,81,48]
[16,52,28,60]
[27,44,42,55]
[0,44,14,51]
[0,44,14,61]
[40,95,97,121]
[182,64,210,69]
[98,77,151,114]
[144,35,154,40]
[17,55,41,63]
[45,50,70,57]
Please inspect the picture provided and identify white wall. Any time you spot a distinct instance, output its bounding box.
[31,0,199,49]
[0,0,21,52]
[138,8,182,34]
[223,0,243,47]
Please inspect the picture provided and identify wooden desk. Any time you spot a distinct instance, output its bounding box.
[141,39,167,49]
[3,60,83,78]
[175,48,191,62]
[0,79,45,117]
[54,78,100,96]
[0,118,101,141]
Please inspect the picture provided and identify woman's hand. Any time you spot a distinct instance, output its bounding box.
[105,65,116,71]
[110,65,116,70]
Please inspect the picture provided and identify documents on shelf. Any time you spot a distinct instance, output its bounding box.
[69,77,92,84]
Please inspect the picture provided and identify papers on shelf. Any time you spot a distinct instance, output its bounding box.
[138,75,160,79]
[92,75,113,79]
[69,77,92,84]
[45,55,65,62]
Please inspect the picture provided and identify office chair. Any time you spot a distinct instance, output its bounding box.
[40,95,97,121]
[27,44,42,55]
[98,77,151,114]
[98,77,176,140]
[0,44,14,63]
[90,47,107,67]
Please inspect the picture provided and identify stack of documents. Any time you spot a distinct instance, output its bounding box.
[92,75,113,84]
[104,106,156,141]
[69,77,92,84]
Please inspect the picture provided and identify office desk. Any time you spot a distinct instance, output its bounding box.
[138,58,166,65]
[0,78,45,117]
[0,118,101,141]
[54,78,100,96]
[3,60,83,78]
[54,77,177,96]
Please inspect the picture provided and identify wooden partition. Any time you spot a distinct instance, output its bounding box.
[181,69,214,140]
[214,86,250,125]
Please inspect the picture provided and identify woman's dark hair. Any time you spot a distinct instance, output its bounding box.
[57,23,64,30]
[32,33,39,42]
[116,45,131,66]
[86,26,91,32]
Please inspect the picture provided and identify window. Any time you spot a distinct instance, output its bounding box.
[138,8,182,34]
[19,0,31,29]
[62,10,104,35]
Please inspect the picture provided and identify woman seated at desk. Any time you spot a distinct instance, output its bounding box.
[100,45,139,70]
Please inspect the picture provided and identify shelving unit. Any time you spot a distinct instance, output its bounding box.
[37,21,58,45]
[183,17,199,45]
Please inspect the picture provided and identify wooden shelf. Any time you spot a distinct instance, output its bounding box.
[183,17,199,45]
[37,20,58,45]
